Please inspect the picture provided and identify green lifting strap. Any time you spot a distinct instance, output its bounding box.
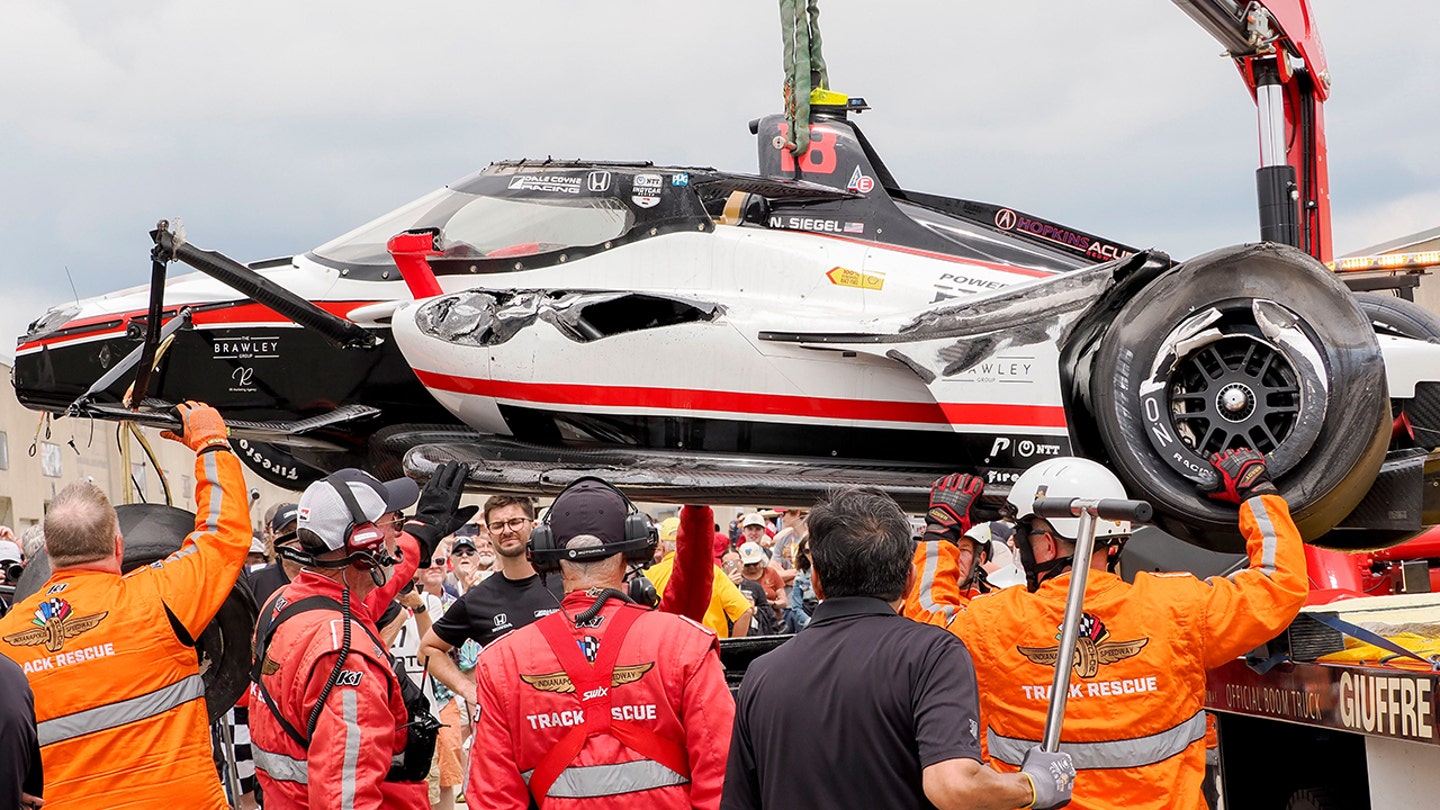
[779,0,828,159]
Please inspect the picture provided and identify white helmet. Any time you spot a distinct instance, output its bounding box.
[1006,457,1132,541]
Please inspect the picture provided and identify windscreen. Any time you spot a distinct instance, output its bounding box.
[309,187,635,267]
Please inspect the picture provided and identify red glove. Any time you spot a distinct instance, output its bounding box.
[161,401,230,453]
[1201,448,1277,503]
[926,473,984,544]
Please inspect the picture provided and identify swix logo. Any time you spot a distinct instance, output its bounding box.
[582,686,609,701]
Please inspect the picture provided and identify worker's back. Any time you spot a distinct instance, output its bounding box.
[1,568,228,809]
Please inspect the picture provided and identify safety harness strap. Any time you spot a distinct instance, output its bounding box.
[526,604,689,805]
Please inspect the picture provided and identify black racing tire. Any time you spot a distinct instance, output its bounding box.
[1352,291,1440,343]
[1091,243,1389,552]
[15,503,257,722]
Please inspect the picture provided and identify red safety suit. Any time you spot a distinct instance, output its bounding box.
[950,494,1307,810]
[0,448,250,810]
[250,532,427,810]
[469,591,733,809]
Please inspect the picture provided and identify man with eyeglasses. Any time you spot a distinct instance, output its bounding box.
[419,494,565,707]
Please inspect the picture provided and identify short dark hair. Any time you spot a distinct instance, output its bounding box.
[484,494,535,523]
[807,487,913,601]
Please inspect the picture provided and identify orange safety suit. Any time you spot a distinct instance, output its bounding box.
[950,494,1307,810]
[903,537,973,627]
[0,448,250,810]
[469,592,734,809]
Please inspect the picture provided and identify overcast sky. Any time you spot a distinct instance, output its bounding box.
[3,0,1437,361]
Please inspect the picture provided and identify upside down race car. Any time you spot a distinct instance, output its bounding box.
[14,0,1440,553]
[14,98,1440,553]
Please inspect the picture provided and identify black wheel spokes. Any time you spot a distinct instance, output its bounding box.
[1169,337,1300,456]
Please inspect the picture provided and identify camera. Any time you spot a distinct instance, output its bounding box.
[2,561,22,584]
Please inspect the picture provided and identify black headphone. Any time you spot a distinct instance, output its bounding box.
[528,477,656,575]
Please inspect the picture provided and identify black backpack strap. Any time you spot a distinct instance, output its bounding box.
[252,594,346,750]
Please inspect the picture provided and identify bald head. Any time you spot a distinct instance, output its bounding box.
[45,481,120,568]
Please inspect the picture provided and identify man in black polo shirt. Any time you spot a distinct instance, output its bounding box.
[418,494,564,707]
[722,487,1074,810]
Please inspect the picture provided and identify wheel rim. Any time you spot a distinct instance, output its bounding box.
[1136,300,1328,480]
[1169,336,1299,456]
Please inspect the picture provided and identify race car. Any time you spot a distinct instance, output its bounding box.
[13,97,1439,553]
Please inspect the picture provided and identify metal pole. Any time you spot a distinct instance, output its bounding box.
[215,714,242,805]
[1041,508,1097,753]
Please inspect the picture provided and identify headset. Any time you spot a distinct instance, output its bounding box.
[279,474,397,580]
[527,477,656,575]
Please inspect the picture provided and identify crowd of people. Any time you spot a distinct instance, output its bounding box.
[0,402,1308,810]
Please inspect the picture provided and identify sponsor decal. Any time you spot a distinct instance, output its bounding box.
[1339,672,1434,740]
[935,271,1007,293]
[670,172,689,187]
[494,613,508,627]
[520,662,656,694]
[587,170,612,192]
[45,583,68,596]
[231,366,256,393]
[993,208,1131,261]
[961,358,1038,384]
[578,635,600,664]
[826,266,885,291]
[234,439,305,482]
[842,222,865,235]
[261,657,281,676]
[998,437,1061,458]
[212,335,280,361]
[4,599,109,654]
[1018,613,1149,679]
[508,175,582,195]
[336,669,365,687]
[632,174,663,208]
[846,166,875,194]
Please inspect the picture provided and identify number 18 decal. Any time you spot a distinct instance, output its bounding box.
[777,123,838,174]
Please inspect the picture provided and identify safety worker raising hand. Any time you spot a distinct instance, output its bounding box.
[944,453,1307,810]
[161,399,232,453]
[0,400,251,810]
[904,472,987,626]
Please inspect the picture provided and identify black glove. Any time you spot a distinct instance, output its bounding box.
[1200,448,1277,504]
[404,461,479,565]
[1020,746,1075,809]
[925,473,984,544]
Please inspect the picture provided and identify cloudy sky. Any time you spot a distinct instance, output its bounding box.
[3,0,1436,361]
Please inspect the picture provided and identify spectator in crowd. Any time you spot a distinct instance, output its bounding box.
[19,525,45,565]
[647,509,754,638]
[738,512,773,555]
[419,494,565,708]
[419,554,472,810]
[789,536,817,628]
[738,541,787,630]
[0,401,249,809]
[469,477,733,808]
[722,486,1073,810]
[446,526,489,594]
[246,534,269,570]
[1,653,43,810]
[245,503,300,606]
[250,461,471,809]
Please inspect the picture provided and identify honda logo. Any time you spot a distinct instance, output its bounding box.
[587,171,612,192]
